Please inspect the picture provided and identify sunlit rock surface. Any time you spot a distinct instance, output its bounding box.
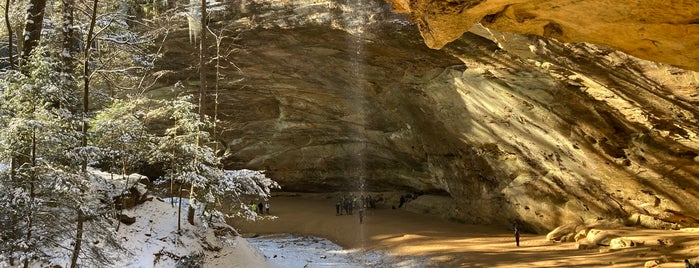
[154,0,699,232]
[386,0,699,71]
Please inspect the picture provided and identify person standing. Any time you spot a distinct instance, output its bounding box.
[265,202,270,214]
[358,207,365,224]
[336,200,341,216]
[514,224,520,247]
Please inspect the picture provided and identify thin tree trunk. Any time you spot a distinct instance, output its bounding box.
[69,212,84,268]
[187,183,195,225]
[4,0,14,69]
[81,0,99,172]
[210,27,223,154]
[188,0,208,226]
[21,0,47,63]
[198,0,207,115]
[170,152,175,207]
[70,2,98,267]
[23,179,33,268]
[177,183,183,233]
[116,161,128,232]
[23,126,37,268]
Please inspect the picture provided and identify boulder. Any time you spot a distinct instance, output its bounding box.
[118,214,136,225]
[546,223,580,241]
[574,228,589,242]
[644,260,659,268]
[626,213,675,229]
[585,229,619,246]
[609,238,639,249]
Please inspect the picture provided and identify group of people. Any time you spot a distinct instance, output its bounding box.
[335,194,380,224]
[250,201,270,215]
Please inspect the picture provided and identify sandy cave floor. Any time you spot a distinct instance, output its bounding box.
[229,192,699,267]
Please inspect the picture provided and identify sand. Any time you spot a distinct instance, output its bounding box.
[230,192,699,267]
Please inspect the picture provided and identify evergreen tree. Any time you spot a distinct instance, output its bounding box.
[149,94,220,232]
[0,46,118,268]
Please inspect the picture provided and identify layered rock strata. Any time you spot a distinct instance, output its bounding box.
[153,0,699,232]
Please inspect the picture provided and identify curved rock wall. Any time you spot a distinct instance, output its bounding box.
[154,0,699,232]
[386,0,699,71]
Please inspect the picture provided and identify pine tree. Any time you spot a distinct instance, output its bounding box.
[148,94,220,232]
[0,45,118,268]
[92,97,156,232]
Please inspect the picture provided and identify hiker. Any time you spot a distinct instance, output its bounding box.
[351,196,357,214]
[265,202,270,214]
[514,224,520,247]
[344,198,351,215]
[359,207,365,224]
[336,200,341,215]
[251,203,257,214]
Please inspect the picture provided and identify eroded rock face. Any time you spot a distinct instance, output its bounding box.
[386,0,699,71]
[154,0,699,232]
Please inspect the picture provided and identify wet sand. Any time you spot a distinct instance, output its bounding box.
[230,192,699,267]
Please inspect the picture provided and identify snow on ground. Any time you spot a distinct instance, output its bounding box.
[112,197,267,268]
[247,234,429,268]
[34,169,268,268]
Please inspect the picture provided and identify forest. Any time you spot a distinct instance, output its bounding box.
[0,1,276,266]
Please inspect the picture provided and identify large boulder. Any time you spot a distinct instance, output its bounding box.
[546,223,579,242]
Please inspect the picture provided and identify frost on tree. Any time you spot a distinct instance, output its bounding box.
[203,169,281,222]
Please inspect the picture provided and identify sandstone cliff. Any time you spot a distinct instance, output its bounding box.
[153,0,699,232]
[386,0,699,71]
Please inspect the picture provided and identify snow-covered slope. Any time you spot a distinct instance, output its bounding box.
[111,197,268,268]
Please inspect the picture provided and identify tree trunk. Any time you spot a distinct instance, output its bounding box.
[81,0,99,172]
[23,125,37,268]
[198,0,207,116]
[69,211,84,268]
[177,183,183,233]
[187,192,195,225]
[70,211,85,268]
[69,2,98,266]
[61,0,77,78]
[21,0,48,63]
[187,0,208,227]
[4,0,14,69]
[169,152,176,207]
